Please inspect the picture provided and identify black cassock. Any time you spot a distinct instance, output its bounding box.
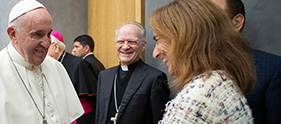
[58,51,100,124]
[84,53,105,79]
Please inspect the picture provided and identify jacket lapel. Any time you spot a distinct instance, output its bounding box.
[102,67,118,120]
[117,61,148,119]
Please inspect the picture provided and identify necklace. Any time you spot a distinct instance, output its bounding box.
[6,47,47,124]
[59,51,66,63]
[110,74,120,124]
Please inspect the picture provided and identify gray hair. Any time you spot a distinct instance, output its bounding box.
[115,21,146,41]
[51,35,66,50]
[8,15,23,32]
[57,41,66,50]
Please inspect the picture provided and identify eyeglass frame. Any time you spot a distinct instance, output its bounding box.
[115,40,141,46]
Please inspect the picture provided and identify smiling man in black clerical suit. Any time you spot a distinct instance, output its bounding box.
[95,21,170,124]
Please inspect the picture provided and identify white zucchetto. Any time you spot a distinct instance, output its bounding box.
[9,0,45,24]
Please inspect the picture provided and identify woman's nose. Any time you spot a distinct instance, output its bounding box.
[153,47,160,59]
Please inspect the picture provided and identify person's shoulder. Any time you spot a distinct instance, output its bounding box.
[141,61,165,74]
[89,54,105,67]
[43,56,64,68]
[0,47,5,54]
[199,71,239,91]
[137,60,164,73]
[88,53,96,58]
[99,65,117,74]
[253,49,281,60]
[44,55,58,63]
[252,49,281,70]
[0,48,10,67]
[43,56,70,76]
[84,53,95,60]
[66,52,82,62]
[0,48,8,61]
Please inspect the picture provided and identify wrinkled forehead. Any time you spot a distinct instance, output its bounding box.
[23,8,51,19]
[20,8,52,28]
[12,8,52,39]
[116,24,143,40]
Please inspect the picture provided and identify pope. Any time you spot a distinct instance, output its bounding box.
[0,0,84,123]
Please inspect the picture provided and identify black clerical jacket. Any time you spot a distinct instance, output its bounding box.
[59,52,96,124]
[84,54,105,79]
[95,60,170,124]
[59,52,96,95]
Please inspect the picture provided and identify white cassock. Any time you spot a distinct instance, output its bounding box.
[0,43,84,124]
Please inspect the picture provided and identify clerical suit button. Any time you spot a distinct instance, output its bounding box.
[50,113,54,117]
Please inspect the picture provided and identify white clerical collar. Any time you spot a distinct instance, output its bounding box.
[121,65,129,71]
[83,52,93,59]
[7,42,38,69]
[119,59,141,72]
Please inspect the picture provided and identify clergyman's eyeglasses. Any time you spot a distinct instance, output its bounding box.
[116,40,139,46]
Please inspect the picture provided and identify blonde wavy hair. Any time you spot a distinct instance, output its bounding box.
[149,0,256,94]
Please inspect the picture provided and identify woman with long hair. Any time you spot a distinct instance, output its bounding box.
[150,0,256,123]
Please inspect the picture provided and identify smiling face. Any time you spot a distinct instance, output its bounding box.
[10,8,53,66]
[152,32,175,76]
[115,24,146,66]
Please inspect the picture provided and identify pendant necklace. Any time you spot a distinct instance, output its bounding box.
[59,51,66,63]
[6,47,47,124]
[110,74,120,124]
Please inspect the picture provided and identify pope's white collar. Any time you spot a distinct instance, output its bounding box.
[7,42,39,69]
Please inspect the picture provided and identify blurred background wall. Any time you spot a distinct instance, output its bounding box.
[242,0,281,56]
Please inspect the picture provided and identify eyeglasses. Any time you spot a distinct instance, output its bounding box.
[116,40,139,46]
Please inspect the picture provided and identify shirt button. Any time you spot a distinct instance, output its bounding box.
[47,103,51,107]
[39,83,43,88]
